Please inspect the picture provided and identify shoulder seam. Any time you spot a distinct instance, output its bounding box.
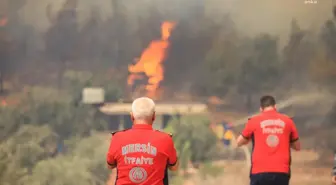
[111,129,130,136]
[248,113,264,120]
[154,129,173,137]
[248,116,255,120]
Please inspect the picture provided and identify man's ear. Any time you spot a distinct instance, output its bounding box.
[259,107,263,112]
[152,111,156,121]
[130,112,134,121]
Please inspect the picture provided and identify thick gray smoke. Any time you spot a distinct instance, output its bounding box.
[2,0,336,130]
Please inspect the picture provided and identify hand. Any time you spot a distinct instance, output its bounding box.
[231,141,238,148]
[332,176,336,184]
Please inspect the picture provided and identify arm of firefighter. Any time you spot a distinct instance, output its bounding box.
[166,136,179,171]
[289,120,300,151]
[106,135,118,169]
[237,135,249,147]
[237,120,254,147]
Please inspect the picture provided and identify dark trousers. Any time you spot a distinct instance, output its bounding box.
[250,173,290,185]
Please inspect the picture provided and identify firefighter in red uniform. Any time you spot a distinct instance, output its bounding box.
[236,95,301,185]
[106,97,179,185]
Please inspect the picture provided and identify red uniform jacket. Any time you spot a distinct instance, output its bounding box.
[241,109,299,174]
[107,124,178,185]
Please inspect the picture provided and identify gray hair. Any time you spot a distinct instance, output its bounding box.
[131,97,155,120]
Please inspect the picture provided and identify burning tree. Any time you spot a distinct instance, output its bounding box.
[127,21,175,100]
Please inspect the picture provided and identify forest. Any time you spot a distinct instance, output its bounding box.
[0,0,336,184]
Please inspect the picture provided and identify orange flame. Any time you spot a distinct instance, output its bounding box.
[127,21,175,99]
[0,17,8,26]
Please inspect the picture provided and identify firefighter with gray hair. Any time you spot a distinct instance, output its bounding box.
[106,97,178,185]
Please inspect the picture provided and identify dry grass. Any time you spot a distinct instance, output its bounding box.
[184,150,331,185]
[105,150,331,185]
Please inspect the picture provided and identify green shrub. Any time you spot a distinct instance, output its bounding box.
[165,115,219,169]
[165,115,221,183]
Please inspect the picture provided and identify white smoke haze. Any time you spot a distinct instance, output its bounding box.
[19,0,112,30]
[9,0,336,142]
[12,0,336,109]
[18,0,333,44]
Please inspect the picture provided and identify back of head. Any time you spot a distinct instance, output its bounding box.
[260,95,276,109]
[131,97,155,122]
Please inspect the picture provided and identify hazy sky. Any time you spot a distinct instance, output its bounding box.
[19,0,334,45]
[20,0,113,30]
[231,0,333,39]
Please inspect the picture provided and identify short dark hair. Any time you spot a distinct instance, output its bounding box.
[260,95,276,108]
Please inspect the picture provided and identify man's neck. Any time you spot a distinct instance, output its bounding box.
[133,120,153,125]
[262,107,276,112]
